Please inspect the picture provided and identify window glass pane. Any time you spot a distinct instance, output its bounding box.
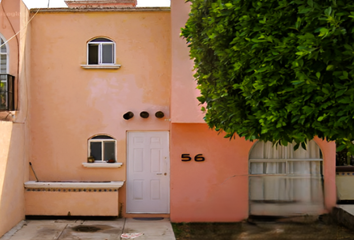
[288,161,310,175]
[90,142,102,160]
[102,44,113,64]
[0,39,6,53]
[88,44,99,64]
[250,162,263,174]
[0,79,6,110]
[0,55,6,73]
[104,141,115,161]
[265,162,286,174]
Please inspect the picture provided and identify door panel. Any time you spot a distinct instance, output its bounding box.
[127,131,170,213]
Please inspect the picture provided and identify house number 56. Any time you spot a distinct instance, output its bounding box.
[181,154,205,162]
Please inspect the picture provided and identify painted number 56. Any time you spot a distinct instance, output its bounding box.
[181,154,205,162]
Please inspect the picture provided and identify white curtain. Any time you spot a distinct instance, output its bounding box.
[249,141,324,215]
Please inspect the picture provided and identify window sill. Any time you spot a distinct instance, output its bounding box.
[82,162,123,168]
[24,181,124,189]
[81,64,121,69]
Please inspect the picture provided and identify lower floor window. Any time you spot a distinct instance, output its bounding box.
[88,135,116,162]
[0,74,14,111]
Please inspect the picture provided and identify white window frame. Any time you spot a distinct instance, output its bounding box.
[88,136,117,163]
[0,34,9,111]
[87,38,116,65]
[0,34,8,74]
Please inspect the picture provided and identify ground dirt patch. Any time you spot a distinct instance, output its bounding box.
[172,216,354,240]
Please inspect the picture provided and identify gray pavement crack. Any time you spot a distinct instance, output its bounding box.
[55,223,68,240]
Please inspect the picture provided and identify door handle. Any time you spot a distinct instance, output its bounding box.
[156,173,167,176]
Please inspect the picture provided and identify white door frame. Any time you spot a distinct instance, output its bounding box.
[126,131,170,214]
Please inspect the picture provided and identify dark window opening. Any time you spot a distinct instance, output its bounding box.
[87,38,115,65]
[88,44,99,64]
[0,74,14,111]
[89,135,116,162]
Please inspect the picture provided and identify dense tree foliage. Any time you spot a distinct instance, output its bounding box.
[182,0,354,153]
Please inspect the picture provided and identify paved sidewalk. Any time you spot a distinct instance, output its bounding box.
[0,218,175,240]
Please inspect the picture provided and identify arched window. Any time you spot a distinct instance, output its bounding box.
[87,38,115,65]
[249,141,324,216]
[0,37,7,73]
[88,135,116,162]
[0,35,13,111]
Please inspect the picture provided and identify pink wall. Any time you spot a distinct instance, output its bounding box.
[27,9,171,217]
[170,124,337,222]
[28,9,171,182]
[313,137,337,211]
[170,123,254,222]
[0,0,30,237]
[170,0,204,123]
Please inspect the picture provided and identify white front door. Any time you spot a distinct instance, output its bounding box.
[126,131,170,213]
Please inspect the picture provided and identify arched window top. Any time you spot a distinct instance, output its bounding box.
[249,140,322,160]
[87,37,115,65]
[89,38,113,43]
[91,135,114,140]
[88,134,116,162]
[0,37,7,53]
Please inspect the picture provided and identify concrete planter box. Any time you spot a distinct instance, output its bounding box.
[24,181,124,216]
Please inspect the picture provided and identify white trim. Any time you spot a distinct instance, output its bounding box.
[250,158,323,162]
[81,64,121,69]
[0,32,9,74]
[126,131,170,214]
[86,38,116,65]
[88,136,117,162]
[82,162,123,168]
[24,181,124,189]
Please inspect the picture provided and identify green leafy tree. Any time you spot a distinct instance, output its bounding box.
[182,0,354,154]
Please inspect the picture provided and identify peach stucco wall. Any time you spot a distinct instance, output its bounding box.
[313,137,337,211]
[25,191,118,216]
[28,10,171,181]
[170,0,204,123]
[27,9,171,217]
[170,124,337,222]
[0,0,30,237]
[170,123,254,222]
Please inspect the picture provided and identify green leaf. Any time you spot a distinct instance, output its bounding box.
[225,3,233,9]
[324,7,332,16]
[336,144,347,152]
[326,65,334,71]
[307,0,314,7]
[317,114,327,121]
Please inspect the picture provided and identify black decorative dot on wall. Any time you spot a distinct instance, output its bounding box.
[155,111,164,118]
[140,111,149,118]
[123,111,134,120]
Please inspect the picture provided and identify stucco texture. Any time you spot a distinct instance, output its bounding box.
[170,124,336,222]
[28,10,171,182]
[0,0,30,237]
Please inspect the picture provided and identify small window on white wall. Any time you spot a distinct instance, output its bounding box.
[88,38,115,65]
[88,135,116,162]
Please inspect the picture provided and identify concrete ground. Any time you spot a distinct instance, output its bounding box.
[0,218,176,240]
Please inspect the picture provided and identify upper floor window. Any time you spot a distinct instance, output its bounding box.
[0,37,7,73]
[0,36,14,111]
[88,135,116,162]
[87,38,115,65]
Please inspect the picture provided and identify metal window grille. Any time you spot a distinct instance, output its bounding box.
[0,74,15,111]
